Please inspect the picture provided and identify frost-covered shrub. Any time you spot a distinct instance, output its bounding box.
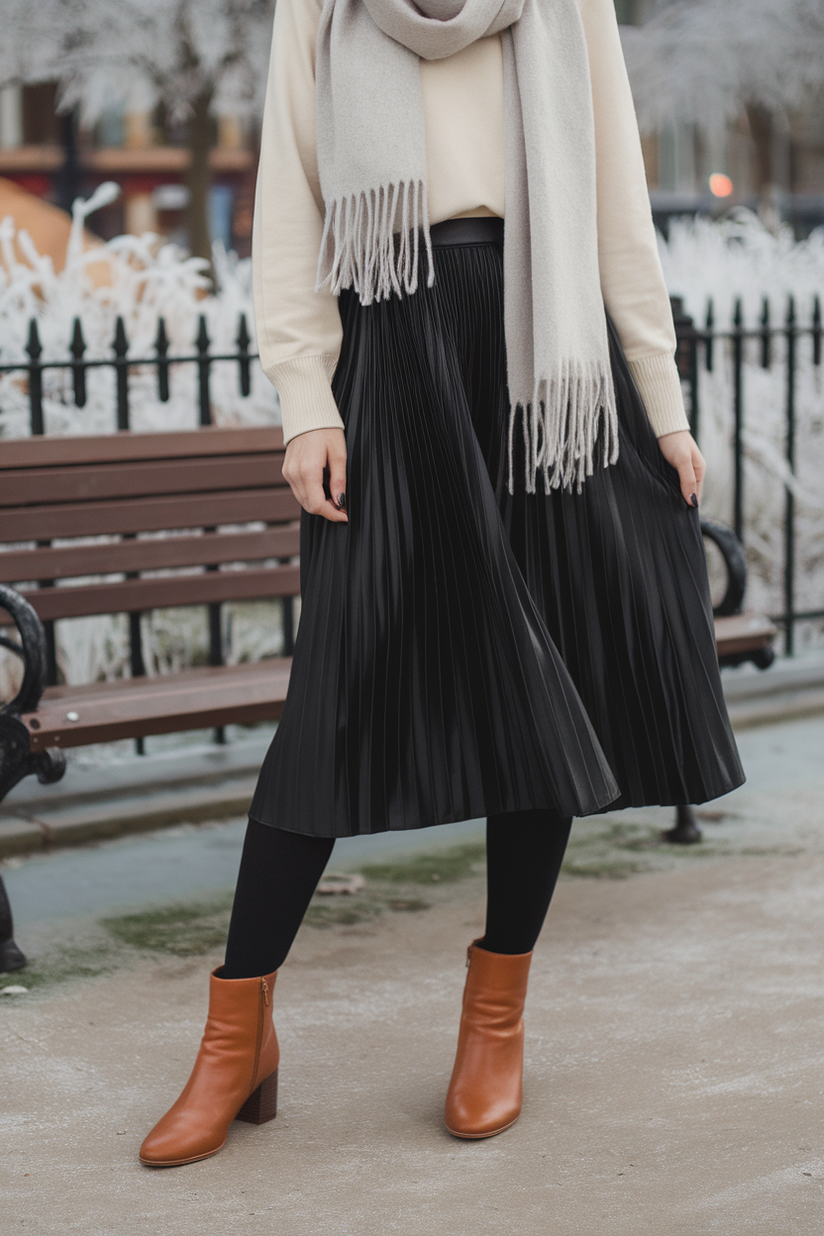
[0,183,279,437]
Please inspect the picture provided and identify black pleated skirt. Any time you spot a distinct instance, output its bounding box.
[250,221,744,837]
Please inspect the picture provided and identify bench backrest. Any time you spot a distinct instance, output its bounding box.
[0,426,301,622]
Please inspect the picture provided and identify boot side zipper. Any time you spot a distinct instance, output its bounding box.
[250,977,267,1090]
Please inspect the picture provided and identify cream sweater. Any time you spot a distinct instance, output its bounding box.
[252,0,690,445]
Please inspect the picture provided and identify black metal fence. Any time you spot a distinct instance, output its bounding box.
[673,294,823,655]
[2,299,823,661]
[0,311,255,435]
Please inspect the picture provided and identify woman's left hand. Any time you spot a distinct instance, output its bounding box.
[657,430,705,508]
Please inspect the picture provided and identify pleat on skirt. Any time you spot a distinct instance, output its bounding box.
[249,226,744,837]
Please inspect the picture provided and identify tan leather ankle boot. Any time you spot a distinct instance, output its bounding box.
[444,941,533,1139]
[139,967,279,1167]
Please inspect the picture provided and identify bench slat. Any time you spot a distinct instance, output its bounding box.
[0,453,285,507]
[24,661,250,701]
[12,616,781,752]
[0,526,300,584]
[0,426,284,469]
[0,488,299,542]
[12,564,301,621]
[22,658,291,750]
[714,612,777,655]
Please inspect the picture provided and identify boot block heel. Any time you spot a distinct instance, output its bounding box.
[236,1068,278,1125]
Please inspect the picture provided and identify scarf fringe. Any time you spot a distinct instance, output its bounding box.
[316,180,435,305]
[507,366,620,494]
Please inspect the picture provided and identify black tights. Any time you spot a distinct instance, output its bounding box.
[222,810,573,979]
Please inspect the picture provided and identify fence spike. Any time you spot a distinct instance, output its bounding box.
[760,297,771,370]
[786,294,796,329]
[196,313,212,426]
[113,315,128,357]
[70,317,85,357]
[70,317,87,408]
[196,314,210,353]
[25,318,44,435]
[704,298,714,372]
[113,315,129,431]
[26,317,42,360]
[236,312,251,398]
[155,316,170,402]
[813,295,822,367]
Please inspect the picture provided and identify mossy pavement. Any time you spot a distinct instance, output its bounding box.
[2,805,801,996]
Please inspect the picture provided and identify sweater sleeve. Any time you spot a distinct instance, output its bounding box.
[252,0,345,444]
[578,0,690,438]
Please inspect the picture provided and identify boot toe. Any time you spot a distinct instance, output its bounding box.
[139,1115,225,1167]
[444,1094,521,1139]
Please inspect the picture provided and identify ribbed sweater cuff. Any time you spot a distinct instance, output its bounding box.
[268,355,344,445]
[627,353,691,438]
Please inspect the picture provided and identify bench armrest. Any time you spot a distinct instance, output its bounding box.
[0,583,49,717]
[701,519,747,618]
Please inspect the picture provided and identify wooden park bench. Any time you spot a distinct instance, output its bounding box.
[0,425,775,970]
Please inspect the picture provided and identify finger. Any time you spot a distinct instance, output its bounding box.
[319,500,348,524]
[693,450,706,505]
[297,472,328,515]
[327,449,348,517]
[678,455,698,508]
[300,473,348,523]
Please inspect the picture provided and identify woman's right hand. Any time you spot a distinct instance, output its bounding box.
[282,427,348,523]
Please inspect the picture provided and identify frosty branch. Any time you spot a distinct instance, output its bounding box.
[621,0,824,214]
[1,0,275,262]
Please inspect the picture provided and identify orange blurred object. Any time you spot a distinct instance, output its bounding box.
[709,173,734,198]
[0,177,111,285]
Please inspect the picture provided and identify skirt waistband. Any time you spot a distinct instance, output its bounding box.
[429,217,504,249]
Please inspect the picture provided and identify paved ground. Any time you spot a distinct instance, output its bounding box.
[2,715,824,1234]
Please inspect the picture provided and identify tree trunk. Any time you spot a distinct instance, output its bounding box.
[746,103,781,231]
[187,89,214,266]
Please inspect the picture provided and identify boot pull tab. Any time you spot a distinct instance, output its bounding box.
[261,977,270,1007]
[466,944,474,968]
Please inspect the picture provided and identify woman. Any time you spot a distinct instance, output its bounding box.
[139,0,744,1167]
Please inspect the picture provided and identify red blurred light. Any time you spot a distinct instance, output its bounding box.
[709,173,734,198]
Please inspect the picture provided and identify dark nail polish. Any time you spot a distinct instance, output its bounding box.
[690,493,698,509]
[336,492,347,511]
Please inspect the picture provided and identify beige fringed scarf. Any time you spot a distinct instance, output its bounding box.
[315,0,619,492]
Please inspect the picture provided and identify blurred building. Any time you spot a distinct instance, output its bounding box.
[3,5,823,243]
[615,0,824,236]
[0,82,256,255]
